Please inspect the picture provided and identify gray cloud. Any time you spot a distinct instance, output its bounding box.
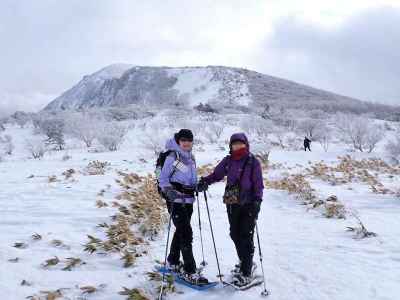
[0,1,399,115]
[0,0,257,113]
[260,6,400,105]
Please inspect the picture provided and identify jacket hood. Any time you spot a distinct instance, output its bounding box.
[229,133,249,149]
[165,138,192,159]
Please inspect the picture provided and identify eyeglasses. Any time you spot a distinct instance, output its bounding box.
[179,138,193,143]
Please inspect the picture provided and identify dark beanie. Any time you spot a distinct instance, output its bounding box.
[174,129,194,143]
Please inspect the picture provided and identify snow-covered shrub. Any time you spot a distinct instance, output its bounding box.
[336,114,384,152]
[252,142,272,167]
[0,123,5,132]
[308,109,327,120]
[346,213,377,239]
[194,103,217,113]
[364,124,385,153]
[177,119,202,137]
[298,118,323,138]
[272,109,299,131]
[84,160,110,175]
[11,111,31,128]
[241,115,273,144]
[270,127,286,149]
[0,135,14,155]
[65,113,100,148]
[141,120,173,155]
[34,116,65,150]
[386,136,400,164]
[25,137,47,159]
[283,132,303,150]
[204,122,224,144]
[97,122,127,151]
[62,153,72,161]
[323,195,346,219]
[313,125,332,152]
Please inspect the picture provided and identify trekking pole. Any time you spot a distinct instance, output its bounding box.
[255,222,270,297]
[196,191,207,267]
[203,190,223,282]
[159,204,174,300]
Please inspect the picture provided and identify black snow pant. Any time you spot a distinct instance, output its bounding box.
[304,144,311,151]
[227,201,261,277]
[166,201,196,274]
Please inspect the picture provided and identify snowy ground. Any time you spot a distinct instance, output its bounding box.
[1,125,399,300]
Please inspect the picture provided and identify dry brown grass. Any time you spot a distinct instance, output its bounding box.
[197,164,214,177]
[267,175,346,219]
[84,172,168,271]
[83,160,111,175]
[119,287,150,300]
[306,155,397,194]
[62,168,76,180]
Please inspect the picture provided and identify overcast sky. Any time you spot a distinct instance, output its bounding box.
[1,0,399,115]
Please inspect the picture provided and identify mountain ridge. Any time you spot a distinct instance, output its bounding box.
[43,64,399,119]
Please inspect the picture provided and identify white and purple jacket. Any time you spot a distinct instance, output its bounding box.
[159,138,197,204]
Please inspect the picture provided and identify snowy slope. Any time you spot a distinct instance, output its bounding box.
[44,64,134,110]
[1,124,399,300]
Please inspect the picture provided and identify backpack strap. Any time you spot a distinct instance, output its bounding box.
[169,151,180,181]
[238,155,251,189]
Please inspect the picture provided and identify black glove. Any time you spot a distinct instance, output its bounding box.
[197,178,209,192]
[165,188,180,202]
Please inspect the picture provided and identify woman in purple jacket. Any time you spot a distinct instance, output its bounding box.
[198,133,264,287]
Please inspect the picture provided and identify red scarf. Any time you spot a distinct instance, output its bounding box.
[232,147,248,160]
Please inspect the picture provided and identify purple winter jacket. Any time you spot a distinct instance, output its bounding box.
[203,133,264,204]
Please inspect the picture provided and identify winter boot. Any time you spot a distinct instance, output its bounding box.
[231,262,242,275]
[182,272,209,285]
[167,261,184,274]
[232,272,254,287]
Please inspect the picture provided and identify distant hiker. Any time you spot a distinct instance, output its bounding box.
[304,136,311,151]
[197,133,264,287]
[158,129,208,285]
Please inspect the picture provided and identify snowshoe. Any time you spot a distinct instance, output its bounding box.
[155,264,218,291]
[224,274,264,291]
[232,273,254,287]
[182,272,209,286]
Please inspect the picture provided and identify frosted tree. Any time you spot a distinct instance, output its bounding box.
[66,113,100,148]
[12,111,31,128]
[0,135,14,155]
[241,115,273,143]
[314,128,332,152]
[271,127,287,149]
[298,119,322,138]
[364,124,385,153]
[386,136,400,164]
[336,114,384,152]
[204,122,224,144]
[25,137,47,159]
[97,122,127,151]
[34,116,65,150]
[308,109,326,120]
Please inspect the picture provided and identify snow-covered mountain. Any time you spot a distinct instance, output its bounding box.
[44,64,374,113]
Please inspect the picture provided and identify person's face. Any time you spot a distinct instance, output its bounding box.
[179,138,193,151]
[231,141,246,151]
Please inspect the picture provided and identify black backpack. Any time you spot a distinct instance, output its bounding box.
[155,150,180,199]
